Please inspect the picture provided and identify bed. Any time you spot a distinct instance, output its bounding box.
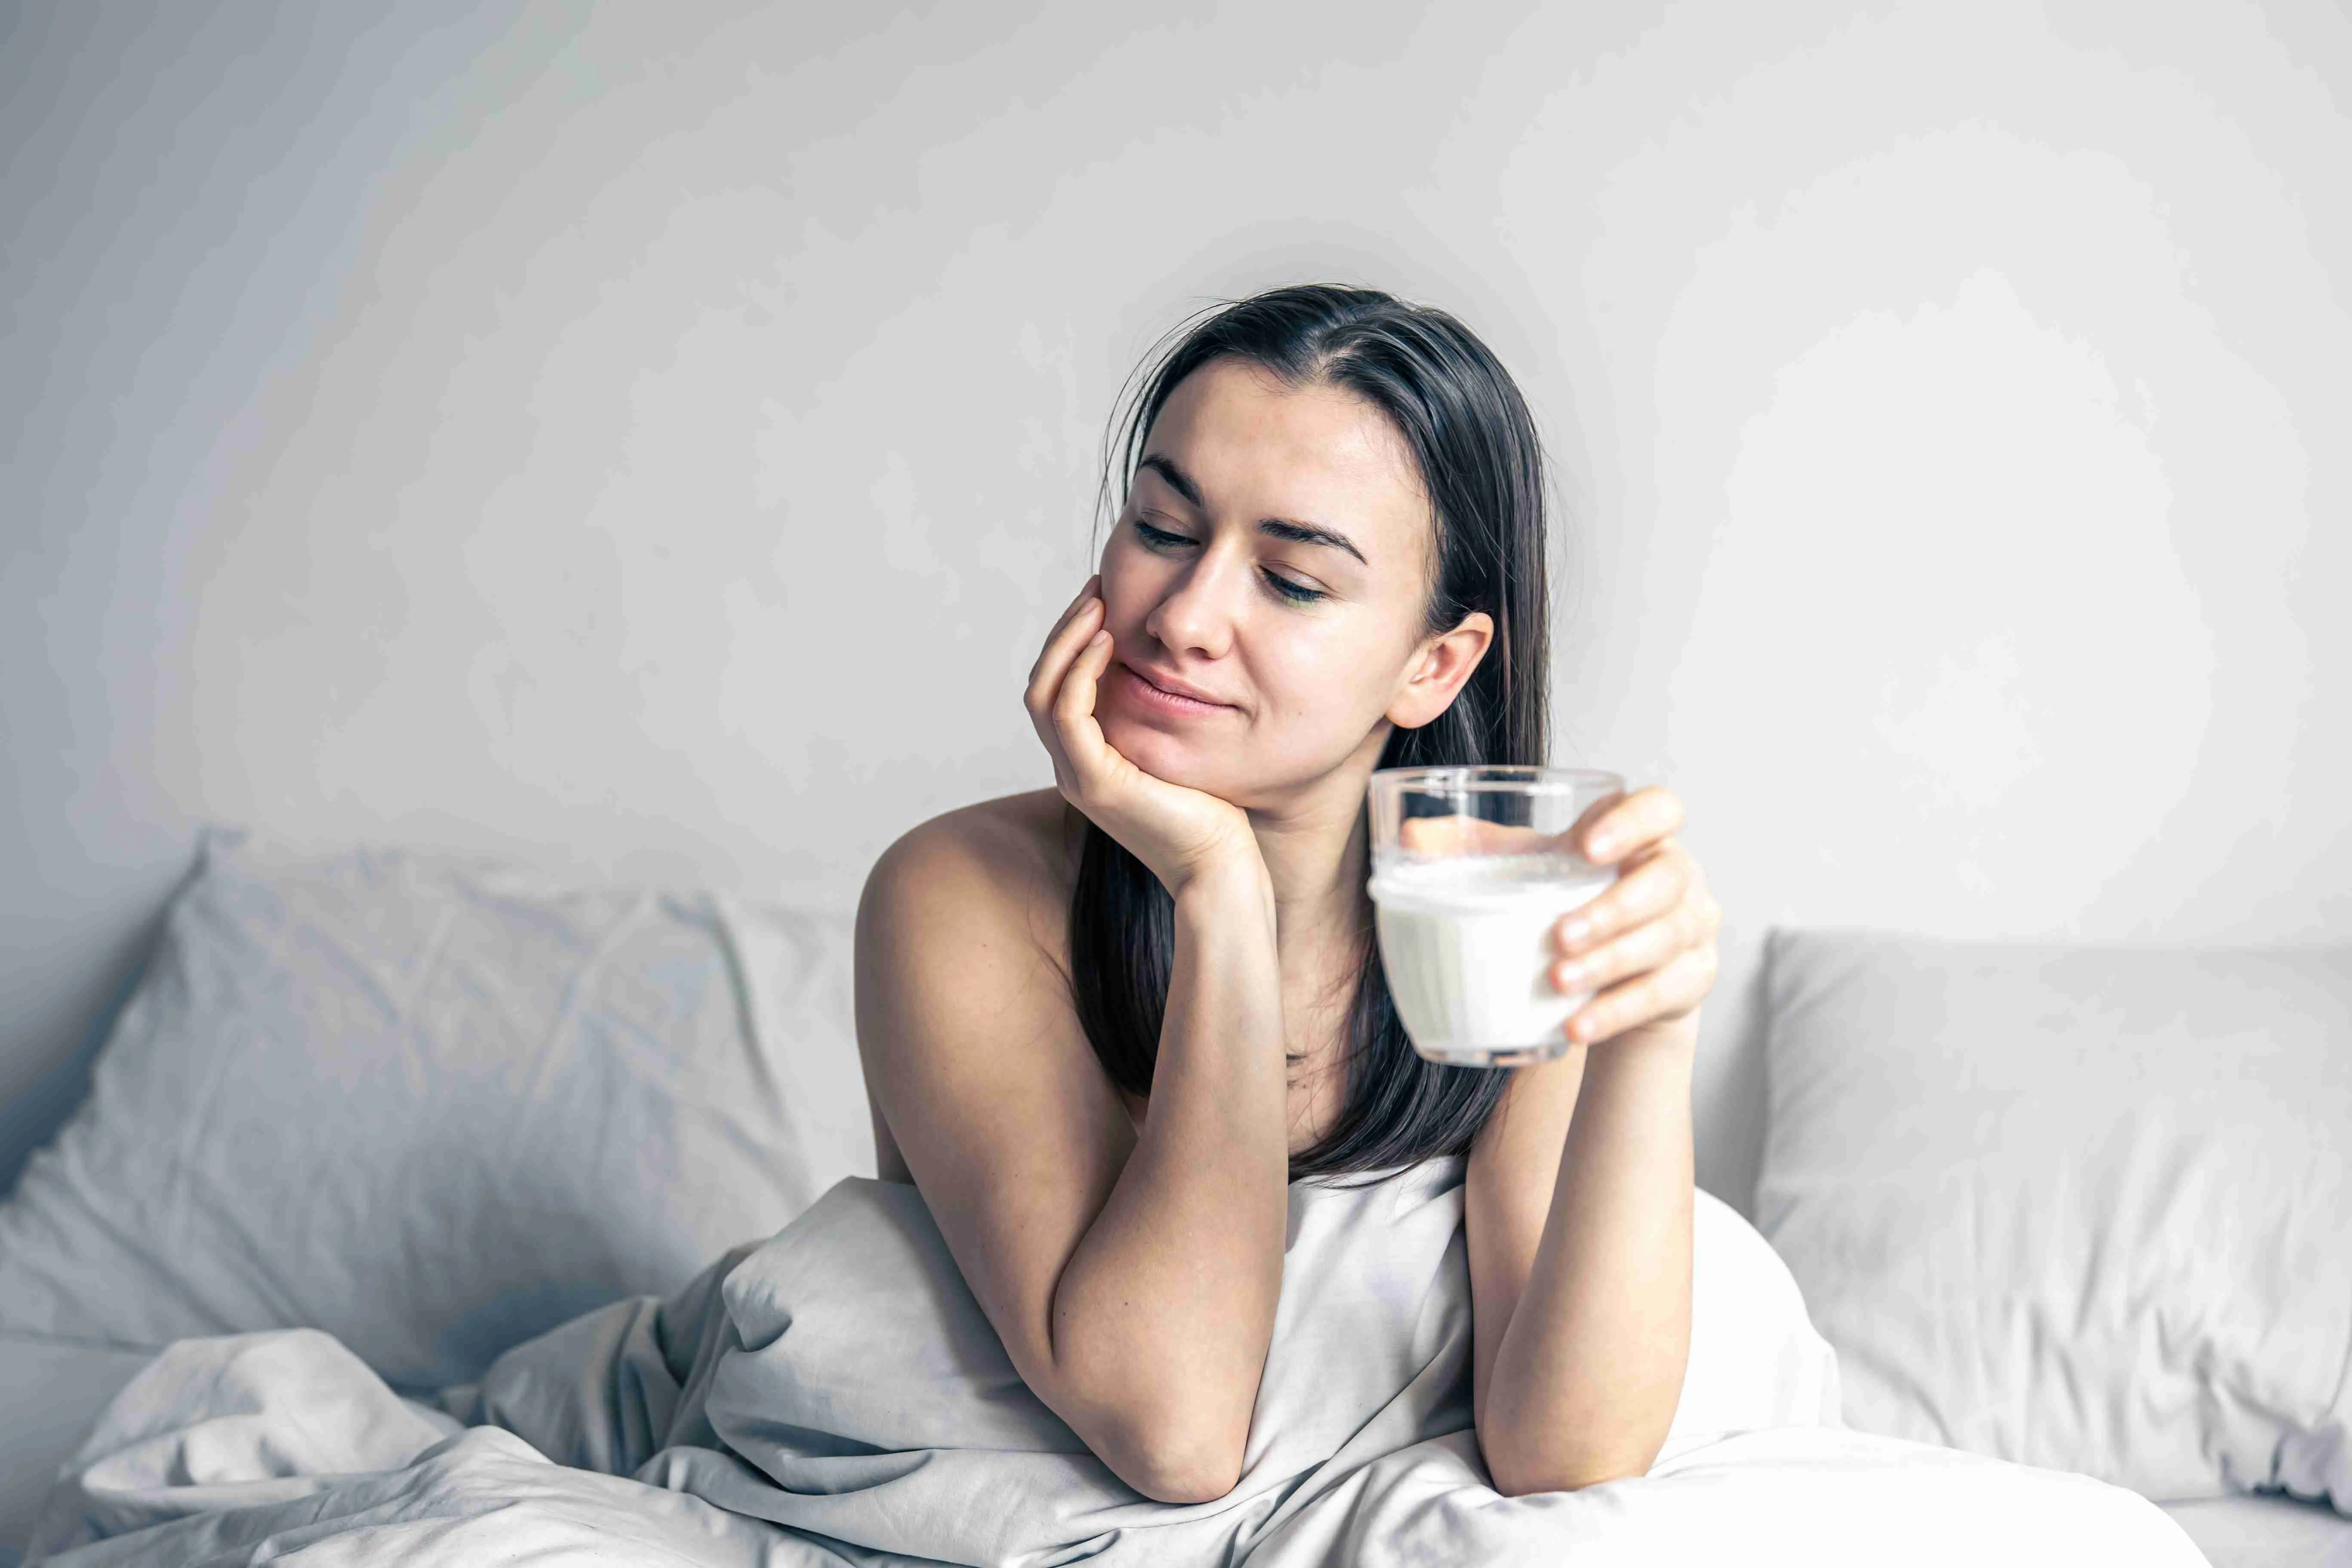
[0,826,2341,1565]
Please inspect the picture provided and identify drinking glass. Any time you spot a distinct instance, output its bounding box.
[1366,765,1625,1067]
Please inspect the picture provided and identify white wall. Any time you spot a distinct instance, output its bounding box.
[5,0,2347,1210]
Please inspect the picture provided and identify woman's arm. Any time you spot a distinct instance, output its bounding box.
[1463,785,1718,1496]
[855,823,1288,1504]
[1045,850,1289,1498]
[858,577,1295,1504]
[1467,1030,1695,1495]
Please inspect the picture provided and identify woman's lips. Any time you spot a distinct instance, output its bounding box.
[1112,660,1236,717]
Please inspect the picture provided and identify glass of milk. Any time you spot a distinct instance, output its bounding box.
[1366,765,1624,1067]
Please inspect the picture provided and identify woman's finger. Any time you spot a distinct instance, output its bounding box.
[1028,588,1102,690]
[1026,594,1104,716]
[1033,575,1102,671]
[1398,815,1546,855]
[1553,837,1693,956]
[1563,943,1718,1044]
[1577,784,1685,864]
[1044,573,1103,644]
[1550,894,1702,997]
[1051,625,1121,790]
[1025,588,1105,801]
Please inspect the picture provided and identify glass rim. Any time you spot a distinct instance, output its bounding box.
[1369,764,1623,794]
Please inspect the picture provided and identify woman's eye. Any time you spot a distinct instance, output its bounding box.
[1133,520,1325,604]
[1262,573,1325,604]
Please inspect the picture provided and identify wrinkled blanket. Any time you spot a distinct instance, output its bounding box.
[27,1159,2200,1565]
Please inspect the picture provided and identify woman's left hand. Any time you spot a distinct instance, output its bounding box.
[1550,784,1720,1050]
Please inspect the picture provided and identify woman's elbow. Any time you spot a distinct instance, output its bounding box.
[1483,1432,1664,1499]
[1096,1418,1247,1504]
[1130,1449,1246,1506]
[1044,1347,1251,1503]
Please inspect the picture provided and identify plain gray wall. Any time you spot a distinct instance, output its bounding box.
[5,0,2349,1212]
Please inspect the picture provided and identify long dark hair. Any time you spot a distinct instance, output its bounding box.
[1067,282,1554,1181]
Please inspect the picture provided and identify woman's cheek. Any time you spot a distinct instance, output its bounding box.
[1098,540,1170,632]
[1266,637,1375,737]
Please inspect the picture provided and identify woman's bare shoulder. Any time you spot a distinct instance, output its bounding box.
[856,787,1132,1188]
[863,788,1080,950]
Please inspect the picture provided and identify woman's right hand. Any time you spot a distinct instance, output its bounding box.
[1026,574,1263,898]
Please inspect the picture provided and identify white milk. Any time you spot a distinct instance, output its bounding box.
[1368,853,1614,1066]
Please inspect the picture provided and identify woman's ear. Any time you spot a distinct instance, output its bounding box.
[1387,610,1494,730]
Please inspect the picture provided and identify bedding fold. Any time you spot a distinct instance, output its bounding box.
[27,1160,2203,1566]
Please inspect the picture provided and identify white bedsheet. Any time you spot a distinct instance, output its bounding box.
[25,1162,2203,1566]
[2161,1493,2352,1568]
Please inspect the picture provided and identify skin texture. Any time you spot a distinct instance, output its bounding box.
[854,356,1721,1503]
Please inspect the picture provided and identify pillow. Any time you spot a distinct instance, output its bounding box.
[0,824,875,1390]
[1658,1188,1846,1457]
[1755,928,2352,1509]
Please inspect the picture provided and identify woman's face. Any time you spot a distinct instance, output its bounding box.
[1095,356,1491,810]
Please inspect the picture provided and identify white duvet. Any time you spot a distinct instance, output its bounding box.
[26,1159,2200,1566]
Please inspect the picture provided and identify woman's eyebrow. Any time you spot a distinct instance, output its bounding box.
[1136,452,1369,567]
[1259,516,1368,566]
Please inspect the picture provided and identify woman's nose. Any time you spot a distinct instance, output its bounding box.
[1143,548,1245,660]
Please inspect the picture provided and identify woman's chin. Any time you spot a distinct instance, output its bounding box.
[1100,716,1217,791]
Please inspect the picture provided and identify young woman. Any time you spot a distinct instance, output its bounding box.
[853,283,1721,1504]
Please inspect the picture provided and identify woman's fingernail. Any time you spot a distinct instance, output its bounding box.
[1559,916,1589,948]
[1587,833,1614,859]
[1556,960,1585,988]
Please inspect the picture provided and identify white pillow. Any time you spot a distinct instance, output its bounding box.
[1659,1188,1846,1456]
[0,824,874,1389]
[1755,929,2352,1509]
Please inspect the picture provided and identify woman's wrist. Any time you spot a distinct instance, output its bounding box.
[1585,1013,1699,1069]
[1170,843,1275,925]
[1162,851,1284,1089]
[1565,1021,1696,1152]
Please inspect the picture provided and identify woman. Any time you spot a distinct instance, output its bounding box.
[854,283,1721,1504]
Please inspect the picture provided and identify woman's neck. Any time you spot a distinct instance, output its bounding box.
[1243,736,1387,956]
